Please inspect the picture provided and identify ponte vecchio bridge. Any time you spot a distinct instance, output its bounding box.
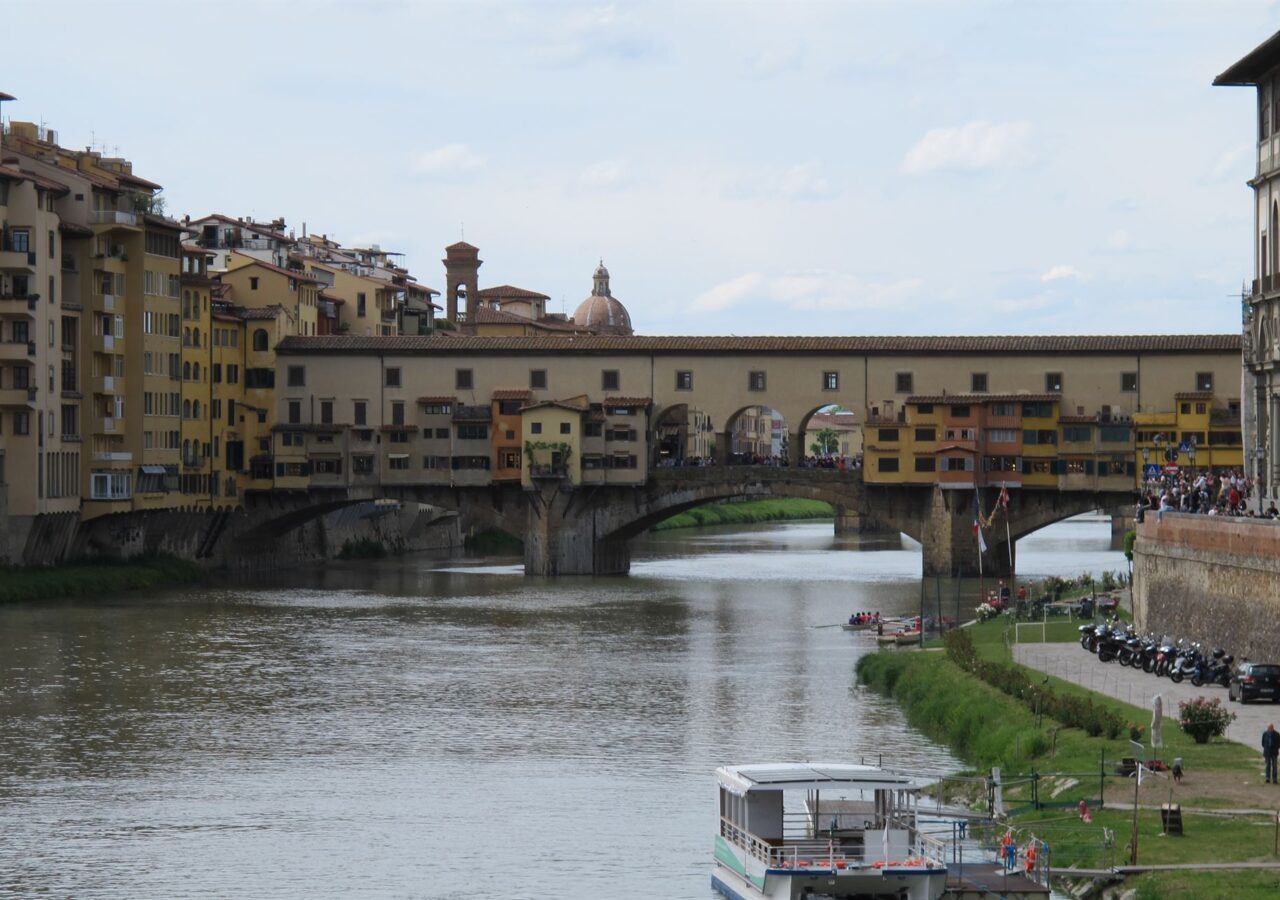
[210,333,1242,576]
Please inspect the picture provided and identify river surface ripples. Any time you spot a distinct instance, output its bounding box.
[0,518,1122,898]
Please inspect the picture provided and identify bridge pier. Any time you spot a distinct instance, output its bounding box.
[1110,508,1135,550]
[918,487,1017,578]
[522,484,631,576]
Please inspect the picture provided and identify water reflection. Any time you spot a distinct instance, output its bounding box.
[0,518,1123,899]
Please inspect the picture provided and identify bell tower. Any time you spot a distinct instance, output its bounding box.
[443,241,481,322]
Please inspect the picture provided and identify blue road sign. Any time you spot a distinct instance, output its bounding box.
[1143,464,1161,479]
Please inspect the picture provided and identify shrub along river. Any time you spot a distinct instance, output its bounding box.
[0,517,1124,898]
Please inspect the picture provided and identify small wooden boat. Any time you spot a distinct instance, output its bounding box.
[895,630,922,646]
[842,621,877,631]
[876,632,899,645]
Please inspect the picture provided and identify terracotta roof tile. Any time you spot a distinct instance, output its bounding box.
[521,399,588,413]
[1174,391,1215,400]
[275,334,1241,356]
[417,395,456,404]
[468,307,582,331]
[491,389,534,400]
[1058,415,1098,424]
[239,305,286,320]
[603,396,652,407]
[477,284,551,300]
[908,393,1061,404]
[232,253,324,284]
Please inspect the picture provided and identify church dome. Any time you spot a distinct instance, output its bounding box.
[573,260,633,336]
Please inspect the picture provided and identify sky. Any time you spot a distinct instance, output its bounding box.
[3,0,1277,336]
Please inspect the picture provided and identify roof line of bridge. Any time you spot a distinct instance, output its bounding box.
[277,334,1242,355]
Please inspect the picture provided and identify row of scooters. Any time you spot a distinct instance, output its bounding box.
[1078,620,1233,688]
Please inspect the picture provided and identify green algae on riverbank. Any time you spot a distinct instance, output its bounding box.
[0,555,205,604]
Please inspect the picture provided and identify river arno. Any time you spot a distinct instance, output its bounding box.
[0,518,1124,899]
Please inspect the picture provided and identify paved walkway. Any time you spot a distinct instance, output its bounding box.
[1011,641,1278,750]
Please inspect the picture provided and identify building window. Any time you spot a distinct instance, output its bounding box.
[249,276,259,290]
[455,368,472,390]
[602,369,620,391]
[357,292,367,317]
[530,369,547,390]
[320,400,333,425]
[386,367,402,388]
[389,455,410,470]
[914,427,936,441]
[675,371,692,390]
[560,421,571,435]
[287,365,305,387]
[1045,372,1063,393]
[971,373,988,393]
[253,329,269,351]
[287,400,301,424]
[822,371,838,391]
[1121,372,1138,392]
[878,428,899,442]
[457,424,488,440]
[392,401,405,426]
[1196,372,1214,392]
[914,457,936,473]
[354,401,367,426]
[877,457,899,473]
[530,422,542,434]
[950,405,970,417]
[895,372,913,394]
[748,371,766,391]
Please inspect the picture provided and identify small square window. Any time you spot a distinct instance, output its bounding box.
[1196,372,1214,392]
[531,422,543,434]
[249,276,259,290]
[385,367,401,388]
[822,371,838,391]
[530,369,547,390]
[1045,372,1063,393]
[675,371,693,390]
[286,365,305,387]
[1121,372,1138,392]
[971,373,988,393]
[455,368,472,390]
[560,421,571,434]
[895,372,913,394]
[748,371,766,391]
[602,369,620,391]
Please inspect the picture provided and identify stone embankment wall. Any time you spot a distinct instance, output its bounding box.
[1132,513,1280,659]
[5,501,463,570]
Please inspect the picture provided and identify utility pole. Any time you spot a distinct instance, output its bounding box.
[1129,765,1140,865]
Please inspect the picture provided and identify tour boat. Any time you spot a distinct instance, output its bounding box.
[712,762,949,900]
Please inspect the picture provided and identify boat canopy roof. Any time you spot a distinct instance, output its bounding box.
[716,763,922,796]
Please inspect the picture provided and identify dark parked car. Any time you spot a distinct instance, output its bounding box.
[1228,662,1280,703]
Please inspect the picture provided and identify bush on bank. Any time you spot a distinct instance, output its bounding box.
[651,498,833,531]
[0,554,204,604]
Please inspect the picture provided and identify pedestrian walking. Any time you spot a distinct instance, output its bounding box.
[1263,724,1280,784]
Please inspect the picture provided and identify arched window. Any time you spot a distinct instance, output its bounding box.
[183,361,191,381]
[192,400,200,420]
[253,329,268,351]
[192,328,200,348]
[192,362,200,381]
[183,399,191,419]
[183,439,190,461]
[183,327,191,347]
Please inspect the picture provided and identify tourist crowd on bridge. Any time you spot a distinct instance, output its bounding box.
[1141,469,1276,519]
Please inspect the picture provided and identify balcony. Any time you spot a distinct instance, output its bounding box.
[0,386,37,408]
[95,292,119,311]
[92,374,118,395]
[95,333,116,352]
[0,295,37,317]
[93,450,132,463]
[101,416,119,433]
[0,249,36,272]
[0,340,36,361]
[90,210,139,228]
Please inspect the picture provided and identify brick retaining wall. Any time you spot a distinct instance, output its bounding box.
[1133,513,1280,661]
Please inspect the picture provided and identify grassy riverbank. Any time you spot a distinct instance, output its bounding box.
[857,617,1278,897]
[651,498,833,531]
[0,555,205,604]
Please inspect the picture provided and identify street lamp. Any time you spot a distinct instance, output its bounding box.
[1257,445,1267,499]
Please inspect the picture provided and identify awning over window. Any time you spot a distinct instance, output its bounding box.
[140,464,167,475]
[388,453,410,460]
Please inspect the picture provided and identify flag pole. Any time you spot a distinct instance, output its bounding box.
[1004,481,1014,603]
[975,487,984,611]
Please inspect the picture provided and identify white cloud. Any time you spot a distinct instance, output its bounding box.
[693,270,922,315]
[1040,264,1080,282]
[720,162,836,202]
[533,4,657,66]
[750,46,802,76]
[410,143,486,178]
[1208,144,1252,182]
[692,272,765,312]
[578,158,634,191]
[901,120,1034,175]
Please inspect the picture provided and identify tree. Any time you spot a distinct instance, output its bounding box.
[809,427,839,456]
